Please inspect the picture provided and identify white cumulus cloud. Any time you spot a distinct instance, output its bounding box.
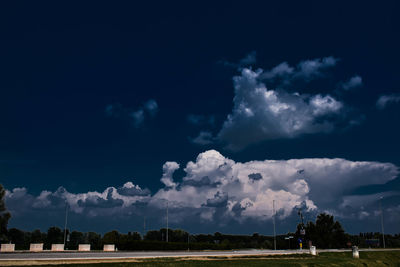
[5,150,399,232]
[217,68,344,150]
[160,162,180,188]
[150,150,398,224]
[193,56,362,150]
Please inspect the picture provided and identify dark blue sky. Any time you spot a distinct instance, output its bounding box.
[1,1,400,234]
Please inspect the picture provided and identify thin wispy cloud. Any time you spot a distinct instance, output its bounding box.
[260,56,338,82]
[376,94,400,110]
[260,62,294,80]
[342,75,363,90]
[296,56,338,79]
[187,114,215,126]
[105,99,159,128]
[219,51,258,69]
[144,99,159,117]
[190,131,215,145]
[238,50,257,66]
[130,109,145,127]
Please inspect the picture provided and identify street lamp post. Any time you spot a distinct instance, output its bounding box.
[63,202,68,248]
[143,216,146,238]
[166,200,169,243]
[273,200,276,250]
[298,209,305,249]
[187,233,190,251]
[380,197,386,248]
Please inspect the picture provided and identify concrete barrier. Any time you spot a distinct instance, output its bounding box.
[0,244,15,252]
[352,246,359,258]
[103,244,115,251]
[51,244,64,251]
[30,243,44,252]
[78,244,91,251]
[310,246,317,256]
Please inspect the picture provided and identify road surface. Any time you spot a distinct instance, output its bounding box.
[0,249,307,260]
[0,248,399,265]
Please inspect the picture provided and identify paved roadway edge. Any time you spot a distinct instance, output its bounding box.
[0,248,399,264]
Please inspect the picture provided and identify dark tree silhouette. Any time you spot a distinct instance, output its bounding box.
[31,229,46,243]
[7,228,24,247]
[68,231,85,249]
[302,213,347,248]
[45,227,64,248]
[87,232,102,250]
[103,230,120,244]
[0,184,11,242]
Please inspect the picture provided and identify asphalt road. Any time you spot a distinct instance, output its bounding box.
[0,249,308,260]
[0,248,399,261]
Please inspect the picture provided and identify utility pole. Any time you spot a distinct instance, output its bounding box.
[63,202,68,247]
[273,200,276,250]
[166,200,169,243]
[298,209,305,250]
[187,233,190,251]
[143,216,146,238]
[380,197,386,248]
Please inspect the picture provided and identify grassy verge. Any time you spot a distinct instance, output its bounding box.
[5,251,400,266]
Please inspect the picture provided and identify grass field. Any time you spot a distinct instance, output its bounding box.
[7,251,400,267]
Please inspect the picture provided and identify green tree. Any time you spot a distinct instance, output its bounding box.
[103,230,120,244]
[128,231,142,241]
[46,227,64,248]
[214,232,222,243]
[87,232,102,250]
[68,231,84,249]
[144,230,161,241]
[7,228,25,248]
[31,229,46,243]
[303,213,347,249]
[7,228,31,249]
[0,184,11,241]
[170,229,188,242]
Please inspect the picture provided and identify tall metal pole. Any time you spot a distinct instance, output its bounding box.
[298,209,305,250]
[380,197,386,248]
[63,202,68,247]
[166,200,169,242]
[143,216,146,238]
[187,233,190,251]
[273,200,276,250]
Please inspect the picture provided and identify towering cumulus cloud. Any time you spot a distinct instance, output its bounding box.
[186,56,365,151]
[5,150,399,232]
[152,150,398,222]
[217,68,343,150]
[191,56,365,151]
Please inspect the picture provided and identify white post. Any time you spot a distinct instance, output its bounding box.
[310,246,317,256]
[352,246,359,258]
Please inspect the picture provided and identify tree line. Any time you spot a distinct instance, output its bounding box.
[1,184,400,250]
[3,225,400,251]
